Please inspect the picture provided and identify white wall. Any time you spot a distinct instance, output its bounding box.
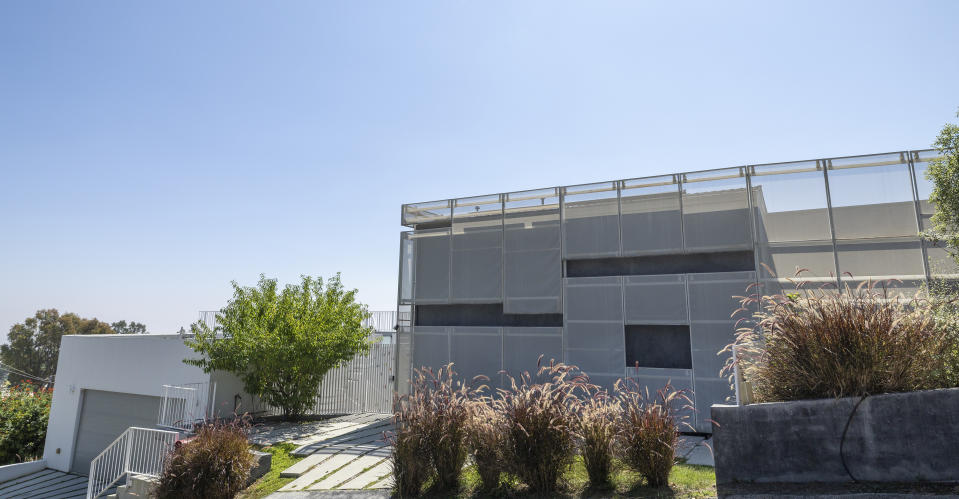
[42,334,210,472]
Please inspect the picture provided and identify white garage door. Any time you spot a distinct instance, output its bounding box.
[70,390,162,474]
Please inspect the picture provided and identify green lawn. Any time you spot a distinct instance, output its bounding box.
[424,456,716,498]
[239,442,302,499]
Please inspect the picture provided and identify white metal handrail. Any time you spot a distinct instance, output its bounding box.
[158,382,216,431]
[86,427,178,499]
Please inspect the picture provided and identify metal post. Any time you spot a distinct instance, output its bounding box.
[123,430,133,476]
[745,166,762,295]
[559,187,568,364]
[677,174,687,253]
[616,180,623,256]
[209,382,217,420]
[822,159,842,290]
[907,151,932,283]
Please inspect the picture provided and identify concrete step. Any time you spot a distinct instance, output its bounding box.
[128,473,159,496]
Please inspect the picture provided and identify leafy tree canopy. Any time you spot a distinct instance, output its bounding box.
[184,274,372,419]
[1,309,115,385]
[111,320,148,335]
[922,108,959,262]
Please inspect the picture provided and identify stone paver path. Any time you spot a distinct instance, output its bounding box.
[260,413,393,493]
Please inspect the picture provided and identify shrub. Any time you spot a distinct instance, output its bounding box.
[466,399,505,491]
[386,411,430,498]
[389,364,473,494]
[728,277,956,402]
[926,278,959,388]
[185,274,372,420]
[494,358,585,494]
[576,390,618,488]
[0,382,51,465]
[154,419,255,499]
[616,380,688,488]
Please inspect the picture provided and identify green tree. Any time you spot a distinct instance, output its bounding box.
[111,320,148,335]
[184,274,372,420]
[922,108,959,262]
[1,310,115,385]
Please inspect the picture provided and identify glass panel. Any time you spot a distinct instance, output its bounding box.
[398,232,414,304]
[913,149,941,232]
[504,188,562,313]
[412,327,449,372]
[623,275,687,324]
[750,160,836,287]
[827,153,916,240]
[681,168,751,251]
[687,271,755,322]
[403,200,451,227]
[692,377,734,432]
[502,327,563,385]
[836,239,925,296]
[913,149,959,278]
[411,228,450,303]
[564,276,625,377]
[395,325,412,395]
[690,323,732,380]
[625,367,695,428]
[563,182,620,258]
[451,327,502,389]
[451,195,503,302]
[620,175,682,255]
[926,242,958,278]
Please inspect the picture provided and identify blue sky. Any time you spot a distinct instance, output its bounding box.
[1,1,957,335]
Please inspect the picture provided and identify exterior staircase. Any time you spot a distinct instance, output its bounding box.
[104,474,156,499]
[86,382,215,499]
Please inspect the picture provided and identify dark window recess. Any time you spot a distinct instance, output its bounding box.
[625,325,692,369]
[415,304,563,328]
[567,250,754,278]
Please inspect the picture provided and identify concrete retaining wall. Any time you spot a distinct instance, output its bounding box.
[711,388,959,484]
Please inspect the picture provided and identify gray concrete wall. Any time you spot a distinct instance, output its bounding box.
[711,388,959,484]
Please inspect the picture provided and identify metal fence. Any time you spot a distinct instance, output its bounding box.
[158,382,216,431]
[363,311,397,333]
[265,343,395,416]
[200,310,402,334]
[87,427,179,499]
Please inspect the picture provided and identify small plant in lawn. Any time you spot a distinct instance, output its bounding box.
[154,418,255,499]
[616,379,689,488]
[576,388,618,488]
[466,397,505,492]
[727,272,956,402]
[388,363,474,495]
[494,357,586,494]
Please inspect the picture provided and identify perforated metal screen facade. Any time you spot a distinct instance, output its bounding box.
[397,149,951,432]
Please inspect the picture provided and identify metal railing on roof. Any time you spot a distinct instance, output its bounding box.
[198,310,401,334]
[401,148,944,227]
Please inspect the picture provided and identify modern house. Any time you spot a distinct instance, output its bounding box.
[394,149,952,432]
